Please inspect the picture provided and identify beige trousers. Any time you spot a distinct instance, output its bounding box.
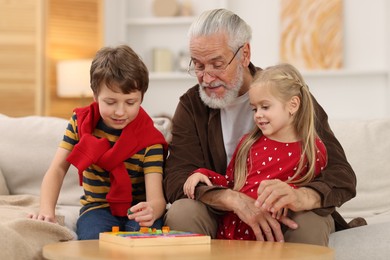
[164,198,335,246]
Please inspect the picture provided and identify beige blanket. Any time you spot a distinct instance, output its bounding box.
[0,194,75,260]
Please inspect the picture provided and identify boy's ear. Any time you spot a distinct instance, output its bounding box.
[289,96,300,114]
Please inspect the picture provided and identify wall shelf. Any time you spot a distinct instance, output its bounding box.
[148,70,390,81]
[120,0,227,77]
[302,69,389,77]
[150,72,192,80]
[125,16,195,26]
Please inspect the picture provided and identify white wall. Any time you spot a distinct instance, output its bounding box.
[228,0,390,120]
[104,0,390,120]
[229,0,388,70]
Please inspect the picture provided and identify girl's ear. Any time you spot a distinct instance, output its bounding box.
[289,96,300,115]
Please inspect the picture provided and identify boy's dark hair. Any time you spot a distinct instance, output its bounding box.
[90,45,149,99]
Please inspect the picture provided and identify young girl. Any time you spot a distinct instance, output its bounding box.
[183,63,327,240]
[29,45,168,240]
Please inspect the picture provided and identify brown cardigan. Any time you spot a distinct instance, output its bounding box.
[163,63,356,230]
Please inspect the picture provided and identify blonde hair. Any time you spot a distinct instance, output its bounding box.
[233,63,322,190]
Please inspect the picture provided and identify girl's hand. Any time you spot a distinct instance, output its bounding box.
[183,172,213,199]
[127,202,155,227]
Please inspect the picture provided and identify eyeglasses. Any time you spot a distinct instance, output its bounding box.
[187,45,244,77]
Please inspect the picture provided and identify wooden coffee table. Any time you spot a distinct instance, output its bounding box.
[43,239,334,259]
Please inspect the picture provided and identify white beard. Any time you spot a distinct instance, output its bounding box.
[199,65,243,109]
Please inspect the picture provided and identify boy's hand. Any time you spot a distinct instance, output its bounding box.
[27,212,57,223]
[127,202,155,227]
[183,172,213,199]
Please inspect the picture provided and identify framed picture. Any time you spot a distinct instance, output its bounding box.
[280,0,343,70]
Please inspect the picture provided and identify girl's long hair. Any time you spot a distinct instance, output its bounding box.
[233,63,323,190]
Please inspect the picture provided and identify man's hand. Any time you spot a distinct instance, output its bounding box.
[200,188,298,242]
[232,192,297,242]
[255,179,321,214]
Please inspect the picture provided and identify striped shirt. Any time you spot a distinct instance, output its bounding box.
[60,113,164,215]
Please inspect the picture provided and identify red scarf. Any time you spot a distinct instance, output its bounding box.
[67,102,167,216]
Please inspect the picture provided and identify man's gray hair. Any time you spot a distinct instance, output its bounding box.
[188,8,252,51]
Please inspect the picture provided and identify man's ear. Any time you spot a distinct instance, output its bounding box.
[289,96,300,114]
[242,42,251,67]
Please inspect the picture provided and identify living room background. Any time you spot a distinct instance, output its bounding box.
[0,0,388,120]
[104,0,390,120]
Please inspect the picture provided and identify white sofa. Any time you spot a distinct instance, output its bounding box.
[0,114,389,259]
[328,119,390,259]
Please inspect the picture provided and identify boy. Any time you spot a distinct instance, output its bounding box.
[29,45,167,240]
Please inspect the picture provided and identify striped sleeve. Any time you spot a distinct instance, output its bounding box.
[59,113,79,151]
[143,144,164,175]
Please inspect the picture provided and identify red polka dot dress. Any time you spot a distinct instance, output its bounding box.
[194,135,327,240]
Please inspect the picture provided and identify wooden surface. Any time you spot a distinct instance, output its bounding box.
[99,230,211,247]
[43,239,334,260]
[0,0,101,118]
[45,0,102,119]
[0,0,44,116]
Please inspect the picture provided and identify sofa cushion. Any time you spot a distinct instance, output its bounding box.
[0,168,9,195]
[0,115,82,206]
[329,119,390,224]
[329,222,390,259]
[0,114,173,208]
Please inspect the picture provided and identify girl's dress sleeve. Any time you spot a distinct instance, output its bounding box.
[190,168,228,187]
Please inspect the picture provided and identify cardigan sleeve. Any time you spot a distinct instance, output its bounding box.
[163,87,227,203]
